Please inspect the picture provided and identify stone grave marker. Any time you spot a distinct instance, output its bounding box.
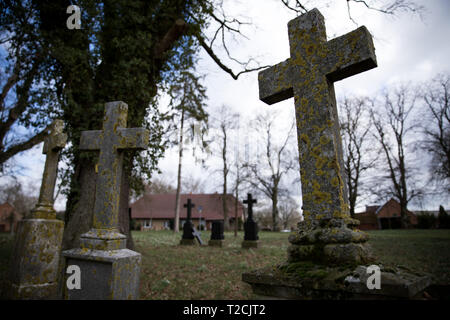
[192,227,204,245]
[62,101,149,300]
[208,221,224,247]
[242,193,259,249]
[242,8,431,299]
[8,120,67,299]
[180,198,202,245]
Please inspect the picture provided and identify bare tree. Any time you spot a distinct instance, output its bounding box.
[0,179,37,221]
[245,112,296,231]
[419,74,450,190]
[339,96,378,217]
[278,196,301,230]
[209,105,240,231]
[166,72,209,233]
[279,0,424,23]
[182,174,206,194]
[144,177,176,195]
[370,85,421,227]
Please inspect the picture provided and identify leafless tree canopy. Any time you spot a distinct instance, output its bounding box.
[244,111,296,231]
[419,74,450,189]
[370,85,422,226]
[339,96,378,217]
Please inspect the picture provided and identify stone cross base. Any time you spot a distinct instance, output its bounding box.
[242,263,431,300]
[242,240,259,249]
[62,248,141,300]
[180,238,197,246]
[287,218,373,265]
[8,219,64,299]
[208,239,224,247]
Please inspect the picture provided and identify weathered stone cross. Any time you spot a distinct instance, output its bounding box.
[184,198,195,221]
[63,101,148,300]
[9,119,66,299]
[79,101,149,235]
[243,193,257,222]
[32,119,67,219]
[259,8,377,225]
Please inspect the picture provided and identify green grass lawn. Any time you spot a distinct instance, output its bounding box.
[0,229,449,299]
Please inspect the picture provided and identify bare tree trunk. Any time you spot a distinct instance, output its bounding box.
[222,124,230,231]
[272,187,279,231]
[174,109,185,233]
[223,180,229,231]
[234,182,238,237]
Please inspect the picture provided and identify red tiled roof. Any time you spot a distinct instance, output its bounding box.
[130,193,244,221]
[376,198,415,219]
[356,198,417,224]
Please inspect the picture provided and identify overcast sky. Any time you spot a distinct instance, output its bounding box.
[3,0,450,212]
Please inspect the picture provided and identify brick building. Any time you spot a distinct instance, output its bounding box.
[355,198,418,230]
[0,202,22,233]
[130,193,244,231]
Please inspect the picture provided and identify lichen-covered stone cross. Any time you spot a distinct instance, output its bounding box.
[32,119,67,219]
[79,101,149,232]
[259,8,377,225]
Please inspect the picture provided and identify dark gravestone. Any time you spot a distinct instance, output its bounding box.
[242,193,259,248]
[180,199,203,245]
[209,221,224,247]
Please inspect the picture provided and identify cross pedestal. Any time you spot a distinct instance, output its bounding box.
[242,9,430,299]
[208,221,224,247]
[8,120,67,299]
[62,101,149,299]
[242,193,259,249]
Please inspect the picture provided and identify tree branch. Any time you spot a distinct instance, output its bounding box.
[195,33,270,80]
[0,124,50,166]
[154,19,188,59]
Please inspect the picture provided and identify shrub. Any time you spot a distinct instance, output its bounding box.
[417,214,437,229]
[438,206,450,229]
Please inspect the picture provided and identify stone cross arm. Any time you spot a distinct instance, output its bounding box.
[79,128,149,151]
[324,26,377,82]
[259,21,376,105]
[243,193,257,205]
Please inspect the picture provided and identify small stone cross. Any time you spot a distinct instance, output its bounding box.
[258,9,377,225]
[243,193,257,221]
[79,101,149,232]
[184,199,195,221]
[32,119,67,219]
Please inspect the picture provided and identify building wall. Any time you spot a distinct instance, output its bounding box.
[135,218,212,231]
[358,222,379,231]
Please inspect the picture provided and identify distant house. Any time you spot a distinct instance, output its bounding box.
[130,193,245,231]
[0,202,22,233]
[355,198,418,230]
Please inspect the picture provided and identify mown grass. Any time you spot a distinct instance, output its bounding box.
[0,229,449,299]
[366,229,450,285]
[134,230,289,299]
